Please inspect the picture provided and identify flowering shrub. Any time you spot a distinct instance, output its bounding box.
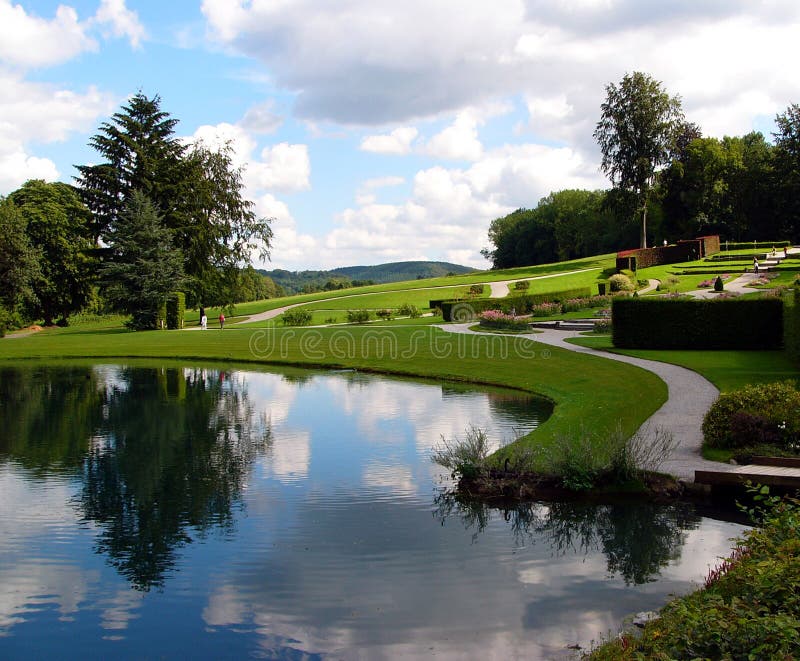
[702,381,800,450]
[478,309,530,330]
[609,273,635,292]
[530,302,561,317]
[561,295,612,313]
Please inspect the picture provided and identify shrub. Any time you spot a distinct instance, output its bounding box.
[468,284,485,297]
[530,302,561,317]
[281,308,313,326]
[560,295,612,313]
[478,310,530,331]
[439,287,592,321]
[165,292,185,330]
[702,381,800,450]
[514,280,530,291]
[397,302,421,318]
[375,308,393,320]
[545,424,676,491]
[431,426,491,480]
[714,275,724,291]
[609,273,635,292]
[346,309,371,324]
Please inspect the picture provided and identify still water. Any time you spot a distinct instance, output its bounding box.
[0,364,745,660]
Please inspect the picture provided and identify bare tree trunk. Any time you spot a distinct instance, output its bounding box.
[641,202,648,249]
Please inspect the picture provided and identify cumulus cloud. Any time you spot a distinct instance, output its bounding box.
[0,1,96,68]
[190,122,311,194]
[92,0,146,49]
[360,127,418,155]
[0,71,115,193]
[200,0,800,142]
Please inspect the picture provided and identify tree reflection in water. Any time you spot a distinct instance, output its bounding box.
[433,491,702,585]
[0,365,271,591]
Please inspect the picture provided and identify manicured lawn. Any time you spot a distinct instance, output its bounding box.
[569,334,799,391]
[0,324,666,469]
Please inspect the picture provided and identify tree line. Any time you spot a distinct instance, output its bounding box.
[483,73,800,269]
[0,93,280,331]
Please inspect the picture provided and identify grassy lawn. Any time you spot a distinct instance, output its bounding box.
[0,324,666,469]
[569,334,800,392]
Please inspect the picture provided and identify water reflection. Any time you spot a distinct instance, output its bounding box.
[0,365,743,659]
[0,365,271,591]
[434,493,701,585]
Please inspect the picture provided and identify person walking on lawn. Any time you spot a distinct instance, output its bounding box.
[219,313,225,329]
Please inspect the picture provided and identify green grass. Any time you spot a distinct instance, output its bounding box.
[0,323,666,470]
[569,334,800,392]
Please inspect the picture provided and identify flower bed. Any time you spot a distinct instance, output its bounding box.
[697,274,730,288]
[478,310,531,331]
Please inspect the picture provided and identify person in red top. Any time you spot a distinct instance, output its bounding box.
[219,313,225,329]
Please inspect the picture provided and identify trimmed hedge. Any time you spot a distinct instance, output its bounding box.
[612,297,783,349]
[165,292,185,330]
[440,287,592,321]
[787,289,800,367]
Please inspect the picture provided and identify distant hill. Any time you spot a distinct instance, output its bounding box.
[259,261,476,294]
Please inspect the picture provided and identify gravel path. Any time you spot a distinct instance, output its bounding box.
[439,322,732,481]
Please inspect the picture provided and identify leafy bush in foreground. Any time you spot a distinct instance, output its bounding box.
[587,489,800,660]
[397,302,421,318]
[702,380,800,450]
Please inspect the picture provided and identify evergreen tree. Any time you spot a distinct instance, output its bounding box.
[9,180,94,326]
[75,93,185,244]
[76,93,273,301]
[100,191,185,330]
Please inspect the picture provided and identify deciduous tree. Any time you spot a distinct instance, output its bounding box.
[9,180,94,326]
[594,72,684,248]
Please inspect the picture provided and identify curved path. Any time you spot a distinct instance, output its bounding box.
[439,322,733,482]
[237,266,602,325]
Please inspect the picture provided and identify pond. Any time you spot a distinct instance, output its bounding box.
[0,364,745,659]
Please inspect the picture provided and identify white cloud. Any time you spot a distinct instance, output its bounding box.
[253,142,311,192]
[199,0,800,144]
[93,0,146,49]
[0,1,96,68]
[360,127,418,155]
[425,112,483,161]
[190,123,311,194]
[0,71,116,194]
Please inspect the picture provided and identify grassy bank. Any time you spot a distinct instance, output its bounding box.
[0,324,666,469]
[569,334,799,391]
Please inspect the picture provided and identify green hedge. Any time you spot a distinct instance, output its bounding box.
[612,297,784,349]
[787,289,800,366]
[165,292,185,330]
[441,287,591,321]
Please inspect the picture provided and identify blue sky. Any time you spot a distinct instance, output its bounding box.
[2,1,798,270]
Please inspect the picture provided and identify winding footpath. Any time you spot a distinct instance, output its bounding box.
[439,322,733,482]
[236,266,601,325]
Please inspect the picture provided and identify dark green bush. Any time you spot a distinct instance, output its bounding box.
[787,289,800,367]
[281,308,313,326]
[702,381,800,449]
[375,309,393,320]
[397,302,421,318]
[346,309,371,324]
[612,297,783,349]
[165,292,185,330]
[713,275,724,291]
[513,280,530,291]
